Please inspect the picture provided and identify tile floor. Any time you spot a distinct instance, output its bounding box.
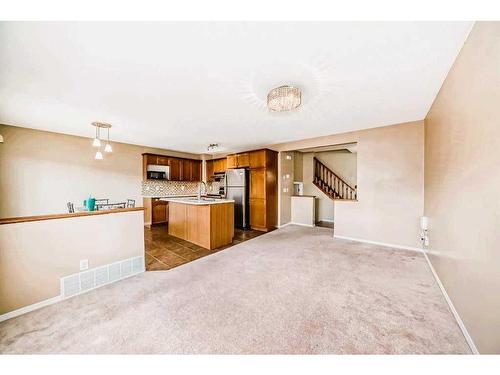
[145,224,265,271]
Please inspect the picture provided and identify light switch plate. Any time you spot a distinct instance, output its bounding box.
[80,259,89,271]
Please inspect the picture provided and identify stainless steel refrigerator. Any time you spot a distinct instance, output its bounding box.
[225,168,249,229]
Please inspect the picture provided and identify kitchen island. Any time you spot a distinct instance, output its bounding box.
[162,198,234,250]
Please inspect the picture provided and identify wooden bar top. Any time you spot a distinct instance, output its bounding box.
[0,207,145,225]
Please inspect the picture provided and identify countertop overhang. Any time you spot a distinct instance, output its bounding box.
[161,198,235,206]
[0,207,145,225]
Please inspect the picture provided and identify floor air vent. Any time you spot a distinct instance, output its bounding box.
[60,256,144,299]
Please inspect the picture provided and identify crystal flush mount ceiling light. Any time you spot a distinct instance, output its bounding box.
[267,85,301,112]
[91,121,113,160]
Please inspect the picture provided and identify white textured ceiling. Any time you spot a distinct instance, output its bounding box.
[0,22,472,153]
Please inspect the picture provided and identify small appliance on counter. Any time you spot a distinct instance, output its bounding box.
[146,165,170,180]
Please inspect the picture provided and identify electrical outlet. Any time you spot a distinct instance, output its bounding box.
[80,259,89,271]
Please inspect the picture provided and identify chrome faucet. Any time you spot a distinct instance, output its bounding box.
[197,181,207,200]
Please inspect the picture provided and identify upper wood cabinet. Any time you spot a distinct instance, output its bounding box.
[157,156,169,165]
[191,160,202,182]
[226,155,238,169]
[180,159,191,181]
[214,158,227,173]
[168,158,181,181]
[206,160,215,181]
[249,150,266,169]
[227,152,250,169]
[237,153,249,167]
[143,153,202,182]
[206,158,226,181]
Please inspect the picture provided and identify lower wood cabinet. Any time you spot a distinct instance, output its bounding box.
[152,199,168,224]
[249,198,266,230]
[168,202,234,249]
[143,198,168,226]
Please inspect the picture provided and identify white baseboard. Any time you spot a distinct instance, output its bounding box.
[0,255,145,323]
[423,252,479,354]
[318,219,334,223]
[279,222,315,228]
[0,295,62,323]
[333,235,424,253]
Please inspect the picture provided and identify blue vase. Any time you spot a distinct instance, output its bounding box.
[87,197,96,211]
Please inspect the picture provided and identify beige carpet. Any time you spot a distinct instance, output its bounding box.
[0,225,469,354]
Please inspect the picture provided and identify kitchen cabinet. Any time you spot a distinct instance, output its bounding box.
[214,158,227,173]
[181,159,191,181]
[157,156,169,165]
[147,155,159,165]
[237,153,249,167]
[142,153,202,182]
[191,160,202,181]
[152,199,168,224]
[248,149,278,231]
[206,160,215,181]
[169,158,181,181]
[226,155,238,169]
[206,158,226,180]
[226,153,250,169]
[168,200,234,249]
[143,198,168,226]
[249,198,266,229]
[249,150,266,168]
[250,169,266,199]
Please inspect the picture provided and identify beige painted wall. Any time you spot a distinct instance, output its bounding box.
[424,22,500,354]
[0,124,200,218]
[278,151,295,225]
[293,151,303,182]
[273,121,424,249]
[0,210,145,314]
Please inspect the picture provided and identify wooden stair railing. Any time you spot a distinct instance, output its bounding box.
[313,157,357,200]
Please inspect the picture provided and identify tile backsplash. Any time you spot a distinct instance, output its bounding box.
[142,180,221,197]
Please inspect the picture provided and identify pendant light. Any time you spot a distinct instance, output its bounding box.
[104,127,112,153]
[92,125,101,147]
[91,122,112,160]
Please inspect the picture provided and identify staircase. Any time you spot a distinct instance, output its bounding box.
[313,157,357,200]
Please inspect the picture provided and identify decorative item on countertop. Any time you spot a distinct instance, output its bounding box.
[86,195,96,211]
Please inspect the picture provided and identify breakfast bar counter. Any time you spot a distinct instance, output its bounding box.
[164,198,234,250]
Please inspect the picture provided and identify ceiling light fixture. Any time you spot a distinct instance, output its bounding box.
[91,122,112,160]
[267,85,301,112]
[104,127,113,153]
[207,143,219,152]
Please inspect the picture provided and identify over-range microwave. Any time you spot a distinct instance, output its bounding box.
[147,171,167,180]
[146,165,170,180]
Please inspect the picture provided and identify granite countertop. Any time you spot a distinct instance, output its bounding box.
[160,197,235,205]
